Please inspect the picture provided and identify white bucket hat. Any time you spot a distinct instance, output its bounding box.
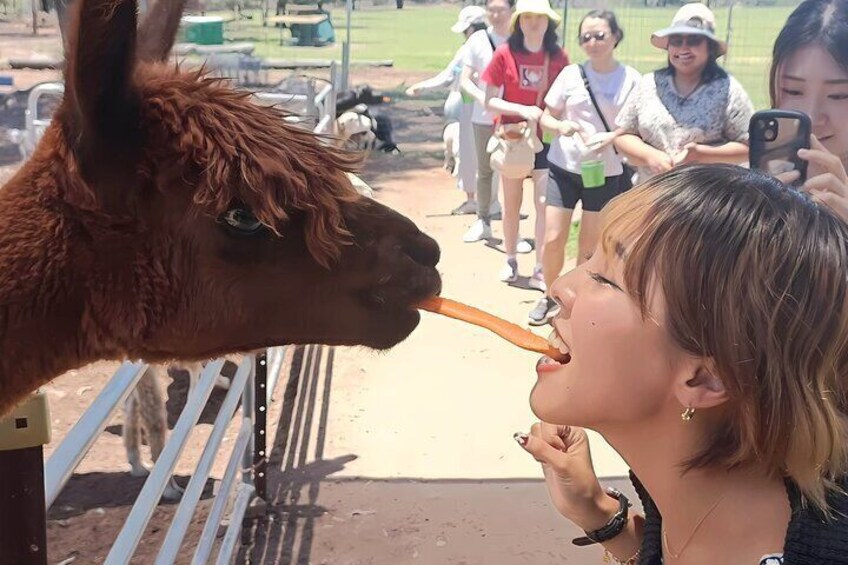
[510,0,561,32]
[651,2,727,55]
[451,5,487,34]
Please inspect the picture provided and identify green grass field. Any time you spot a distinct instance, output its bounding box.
[217,4,795,108]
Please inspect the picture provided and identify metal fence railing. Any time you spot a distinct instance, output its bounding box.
[0,347,287,564]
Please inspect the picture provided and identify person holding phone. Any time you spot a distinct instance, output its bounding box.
[613,3,754,184]
[769,0,848,223]
[527,9,640,326]
[515,165,848,564]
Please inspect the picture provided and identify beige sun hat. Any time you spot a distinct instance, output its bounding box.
[510,0,562,32]
[651,2,727,55]
[451,5,486,34]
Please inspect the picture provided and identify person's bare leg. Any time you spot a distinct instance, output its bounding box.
[543,205,574,290]
[502,176,524,256]
[577,210,602,265]
[532,169,549,267]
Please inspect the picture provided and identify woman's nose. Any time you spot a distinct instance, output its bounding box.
[793,98,826,129]
[549,270,578,319]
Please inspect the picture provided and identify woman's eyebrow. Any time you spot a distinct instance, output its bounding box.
[781,74,848,85]
[614,241,628,260]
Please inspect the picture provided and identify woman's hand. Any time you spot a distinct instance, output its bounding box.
[645,149,674,175]
[557,120,582,138]
[673,142,706,165]
[515,422,611,529]
[778,135,848,223]
[583,131,617,151]
[520,105,544,123]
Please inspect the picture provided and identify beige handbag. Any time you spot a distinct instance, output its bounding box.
[488,52,549,180]
[487,122,544,179]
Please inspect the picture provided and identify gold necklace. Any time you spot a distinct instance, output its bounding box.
[661,490,728,561]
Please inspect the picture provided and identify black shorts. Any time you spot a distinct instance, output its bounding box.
[534,143,550,171]
[546,162,623,212]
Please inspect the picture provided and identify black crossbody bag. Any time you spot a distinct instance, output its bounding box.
[578,64,635,191]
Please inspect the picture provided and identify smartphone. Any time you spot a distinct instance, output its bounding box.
[749,110,811,184]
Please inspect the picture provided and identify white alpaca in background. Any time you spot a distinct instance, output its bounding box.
[123,358,237,500]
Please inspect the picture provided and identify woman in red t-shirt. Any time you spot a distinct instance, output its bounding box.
[483,0,568,287]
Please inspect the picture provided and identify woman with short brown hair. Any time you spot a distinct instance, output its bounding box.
[517,165,848,564]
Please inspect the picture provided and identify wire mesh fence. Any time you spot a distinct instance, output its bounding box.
[555,0,800,109]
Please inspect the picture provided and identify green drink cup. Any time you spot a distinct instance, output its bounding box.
[580,159,605,189]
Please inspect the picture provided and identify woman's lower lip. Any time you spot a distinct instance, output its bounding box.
[536,355,568,374]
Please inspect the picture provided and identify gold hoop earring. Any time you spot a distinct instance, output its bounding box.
[681,406,695,421]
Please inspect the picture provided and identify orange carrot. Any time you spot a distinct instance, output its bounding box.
[418,296,566,361]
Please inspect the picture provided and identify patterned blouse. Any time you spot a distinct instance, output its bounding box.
[615,69,754,183]
[759,555,784,564]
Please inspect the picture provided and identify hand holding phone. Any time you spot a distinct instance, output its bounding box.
[749,110,811,184]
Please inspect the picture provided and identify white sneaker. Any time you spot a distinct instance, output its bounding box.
[499,258,519,282]
[528,266,546,291]
[463,219,492,243]
[451,200,477,215]
[516,239,533,254]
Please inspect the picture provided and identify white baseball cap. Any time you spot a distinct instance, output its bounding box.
[451,5,487,33]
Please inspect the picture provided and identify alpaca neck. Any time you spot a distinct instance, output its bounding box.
[0,161,96,415]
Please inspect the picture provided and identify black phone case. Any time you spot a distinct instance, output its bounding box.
[749,110,811,185]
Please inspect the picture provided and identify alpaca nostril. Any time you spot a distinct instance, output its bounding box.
[405,234,440,268]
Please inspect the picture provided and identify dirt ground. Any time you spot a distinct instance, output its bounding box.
[0,19,635,565]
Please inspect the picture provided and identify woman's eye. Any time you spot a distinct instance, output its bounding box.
[589,271,620,290]
[780,87,803,97]
[221,208,264,235]
[828,93,848,101]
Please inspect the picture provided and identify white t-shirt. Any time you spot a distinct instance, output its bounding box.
[463,27,508,125]
[544,62,641,176]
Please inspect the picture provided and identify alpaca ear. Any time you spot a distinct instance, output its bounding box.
[137,0,188,62]
[63,0,141,209]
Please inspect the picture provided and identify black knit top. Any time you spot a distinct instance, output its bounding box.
[630,472,848,564]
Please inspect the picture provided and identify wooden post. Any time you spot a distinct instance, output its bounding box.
[0,448,47,564]
[0,391,51,565]
[30,0,38,35]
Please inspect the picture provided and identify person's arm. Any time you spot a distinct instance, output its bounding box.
[678,141,749,165]
[407,47,465,95]
[517,423,644,563]
[460,64,486,106]
[541,107,581,137]
[485,83,543,121]
[615,134,673,173]
[611,75,674,172]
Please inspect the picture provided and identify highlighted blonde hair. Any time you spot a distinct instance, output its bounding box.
[602,165,848,513]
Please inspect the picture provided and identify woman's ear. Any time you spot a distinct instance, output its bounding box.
[675,359,729,411]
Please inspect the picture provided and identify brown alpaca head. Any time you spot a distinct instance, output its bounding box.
[37,0,441,363]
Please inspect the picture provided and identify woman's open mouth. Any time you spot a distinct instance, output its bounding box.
[537,328,572,372]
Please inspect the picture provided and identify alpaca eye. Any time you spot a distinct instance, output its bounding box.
[221,208,264,235]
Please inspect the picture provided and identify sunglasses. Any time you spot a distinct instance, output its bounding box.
[667,34,706,48]
[579,31,608,44]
